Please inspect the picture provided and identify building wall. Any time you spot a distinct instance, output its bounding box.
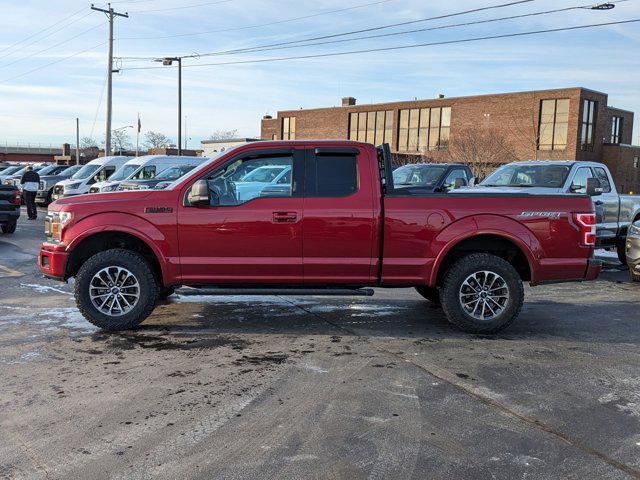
[261,87,637,186]
[601,145,640,194]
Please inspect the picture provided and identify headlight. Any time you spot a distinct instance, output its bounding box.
[39,181,47,190]
[629,224,640,237]
[5,179,15,186]
[101,184,118,192]
[46,211,73,242]
[65,182,81,190]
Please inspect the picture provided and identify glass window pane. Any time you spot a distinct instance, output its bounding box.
[541,100,556,124]
[441,107,451,127]
[539,125,553,150]
[553,123,568,149]
[290,117,296,134]
[555,99,570,123]
[409,109,419,128]
[366,112,376,144]
[385,111,394,128]
[315,155,358,197]
[430,108,441,128]
[349,113,357,140]
[398,128,408,151]
[418,128,429,149]
[408,128,418,151]
[440,127,450,148]
[399,110,409,129]
[419,108,430,128]
[429,127,439,149]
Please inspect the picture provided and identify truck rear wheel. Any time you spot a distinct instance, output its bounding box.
[74,248,158,331]
[1,221,17,234]
[415,286,441,305]
[440,253,524,334]
[617,240,627,265]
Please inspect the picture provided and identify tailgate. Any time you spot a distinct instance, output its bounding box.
[0,186,17,210]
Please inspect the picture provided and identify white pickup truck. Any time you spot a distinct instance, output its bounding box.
[466,161,640,263]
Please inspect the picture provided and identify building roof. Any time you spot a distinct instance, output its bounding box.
[201,138,259,144]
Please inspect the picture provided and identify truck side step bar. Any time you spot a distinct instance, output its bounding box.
[175,287,375,297]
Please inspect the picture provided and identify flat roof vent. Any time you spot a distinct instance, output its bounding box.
[438,94,445,99]
[342,97,356,106]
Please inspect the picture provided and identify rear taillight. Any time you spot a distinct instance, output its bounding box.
[13,191,20,205]
[573,212,596,247]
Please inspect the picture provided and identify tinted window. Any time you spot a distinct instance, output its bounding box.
[594,167,611,193]
[311,155,358,197]
[482,164,571,188]
[444,168,469,185]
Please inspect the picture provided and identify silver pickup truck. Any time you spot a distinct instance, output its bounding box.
[465,161,640,263]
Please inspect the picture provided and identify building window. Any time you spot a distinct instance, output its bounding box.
[538,99,569,151]
[282,117,296,140]
[611,116,623,144]
[397,107,451,152]
[348,110,393,145]
[580,99,598,151]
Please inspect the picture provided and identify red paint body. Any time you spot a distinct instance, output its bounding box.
[39,141,600,288]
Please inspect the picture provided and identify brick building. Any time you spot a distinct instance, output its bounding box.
[261,87,640,192]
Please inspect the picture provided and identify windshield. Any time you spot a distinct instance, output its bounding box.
[60,165,82,176]
[156,165,195,180]
[38,165,65,176]
[109,164,140,181]
[240,166,287,183]
[393,165,447,186]
[0,166,22,175]
[482,164,571,188]
[71,163,100,180]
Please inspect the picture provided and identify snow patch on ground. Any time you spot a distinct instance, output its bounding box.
[19,283,71,295]
[0,304,97,334]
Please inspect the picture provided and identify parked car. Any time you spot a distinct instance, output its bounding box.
[464,161,640,262]
[3,164,48,186]
[51,156,132,200]
[0,165,26,184]
[234,164,292,202]
[118,164,201,191]
[37,164,83,206]
[0,185,20,234]
[88,155,204,194]
[40,141,601,334]
[392,163,474,192]
[626,220,640,282]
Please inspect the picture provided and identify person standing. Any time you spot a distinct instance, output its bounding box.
[20,165,40,220]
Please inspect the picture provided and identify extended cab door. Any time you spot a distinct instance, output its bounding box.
[592,166,620,242]
[177,148,305,284]
[302,146,378,284]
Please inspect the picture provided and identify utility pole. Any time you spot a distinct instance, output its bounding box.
[76,118,80,165]
[156,56,182,156]
[91,3,128,156]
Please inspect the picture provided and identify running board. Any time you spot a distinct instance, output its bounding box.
[175,287,375,297]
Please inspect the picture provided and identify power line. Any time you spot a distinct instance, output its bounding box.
[117,0,395,40]
[1,22,106,69]
[178,0,630,59]
[118,19,640,71]
[129,0,234,13]
[0,42,107,83]
[0,6,88,55]
[122,0,538,60]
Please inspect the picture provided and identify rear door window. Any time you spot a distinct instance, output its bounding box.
[593,167,612,193]
[570,167,593,194]
[306,153,358,197]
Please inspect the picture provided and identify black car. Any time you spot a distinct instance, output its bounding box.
[118,164,198,191]
[392,163,474,193]
[0,185,20,234]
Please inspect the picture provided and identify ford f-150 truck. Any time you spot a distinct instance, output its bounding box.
[39,141,601,334]
[468,160,640,262]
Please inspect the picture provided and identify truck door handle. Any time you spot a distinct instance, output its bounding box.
[594,201,604,206]
[273,211,297,223]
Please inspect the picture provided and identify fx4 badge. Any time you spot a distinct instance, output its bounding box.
[144,207,173,214]
[518,211,564,220]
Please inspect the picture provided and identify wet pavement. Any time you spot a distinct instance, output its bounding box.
[1,208,639,479]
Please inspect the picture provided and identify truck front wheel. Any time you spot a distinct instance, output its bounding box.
[1,220,16,234]
[74,248,159,331]
[440,253,524,334]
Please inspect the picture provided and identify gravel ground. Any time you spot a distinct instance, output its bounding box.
[0,208,639,480]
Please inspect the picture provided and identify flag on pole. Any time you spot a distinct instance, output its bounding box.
[137,115,142,133]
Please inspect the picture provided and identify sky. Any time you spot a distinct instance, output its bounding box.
[1,0,639,149]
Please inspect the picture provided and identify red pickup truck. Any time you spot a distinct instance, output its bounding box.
[39,141,601,333]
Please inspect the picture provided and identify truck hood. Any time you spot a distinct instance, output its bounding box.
[51,190,153,208]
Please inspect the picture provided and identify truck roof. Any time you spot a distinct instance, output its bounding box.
[507,160,608,167]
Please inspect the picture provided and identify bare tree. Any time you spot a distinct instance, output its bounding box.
[144,131,172,149]
[445,126,518,178]
[208,129,238,141]
[80,136,98,149]
[111,129,133,154]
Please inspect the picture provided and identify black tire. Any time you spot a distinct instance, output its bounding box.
[631,270,640,282]
[617,240,627,265]
[1,221,17,234]
[415,285,441,305]
[74,248,158,331]
[440,253,524,334]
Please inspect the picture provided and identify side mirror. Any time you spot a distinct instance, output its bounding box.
[585,177,603,196]
[187,179,210,206]
[468,177,478,187]
[452,177,467,190]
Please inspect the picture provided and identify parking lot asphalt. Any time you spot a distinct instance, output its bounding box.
[1,207,639,479]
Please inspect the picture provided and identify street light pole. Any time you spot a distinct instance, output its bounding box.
[156,56,182,156]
